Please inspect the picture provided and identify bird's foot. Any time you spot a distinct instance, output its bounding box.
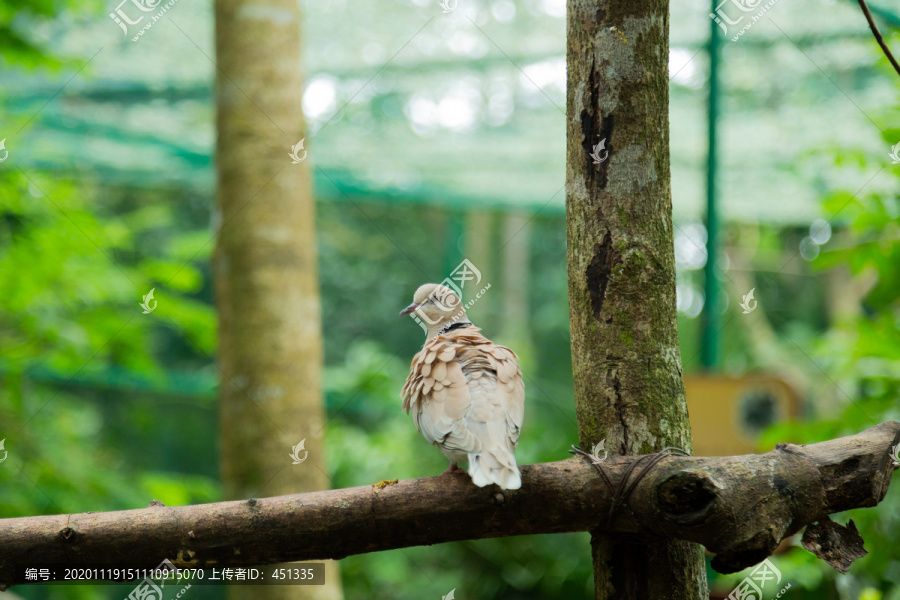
[442,462,466,475]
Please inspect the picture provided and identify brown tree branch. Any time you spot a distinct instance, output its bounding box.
[856,0,900,78]
[1,421,897,589]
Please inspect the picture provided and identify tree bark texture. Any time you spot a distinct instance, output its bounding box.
[213,0,341,598]
[1,422,896,589]
[565,0,705,597]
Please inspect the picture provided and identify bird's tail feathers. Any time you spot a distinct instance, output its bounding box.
[468,448,521,490]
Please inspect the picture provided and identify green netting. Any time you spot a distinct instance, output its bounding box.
[2,0,897,225]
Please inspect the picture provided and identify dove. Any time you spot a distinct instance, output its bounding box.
[400,283,525,490]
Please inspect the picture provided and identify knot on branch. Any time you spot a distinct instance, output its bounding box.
[656,470,720,525]
[58,527,78,543]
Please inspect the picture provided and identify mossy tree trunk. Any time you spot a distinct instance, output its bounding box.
[565,0,707,597]
[213,0,342,598]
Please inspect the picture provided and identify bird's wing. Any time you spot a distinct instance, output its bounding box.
[450,329,525,489]
[483,343,525,450]
[401,334,479,454]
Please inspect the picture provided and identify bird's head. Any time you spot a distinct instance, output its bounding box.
[399,283,469,339]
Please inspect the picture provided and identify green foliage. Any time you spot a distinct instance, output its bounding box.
[0,0,103,69]
[756,79,900,600]
[1,106,218,600]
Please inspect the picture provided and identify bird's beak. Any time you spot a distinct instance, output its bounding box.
[399,302,421,317]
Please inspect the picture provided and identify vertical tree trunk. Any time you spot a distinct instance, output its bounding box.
[565,1,707,598]
[464,209,496,317]
[500,212,534,366]
[213,1,342,598]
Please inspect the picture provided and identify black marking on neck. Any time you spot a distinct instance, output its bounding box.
[438,321,473,336]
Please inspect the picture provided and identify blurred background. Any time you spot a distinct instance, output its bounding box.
[1,0,899,598]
